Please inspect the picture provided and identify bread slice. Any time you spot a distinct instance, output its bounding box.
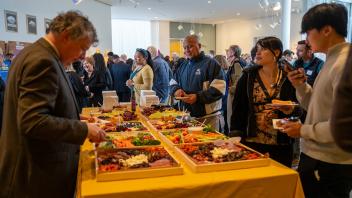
[271,99,293,105]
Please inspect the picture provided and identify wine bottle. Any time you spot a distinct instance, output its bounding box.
[131,88,136,112]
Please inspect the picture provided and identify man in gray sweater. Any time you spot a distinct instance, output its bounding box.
[282,3,352,198]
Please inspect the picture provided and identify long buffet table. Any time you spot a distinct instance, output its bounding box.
[76,107,304,198]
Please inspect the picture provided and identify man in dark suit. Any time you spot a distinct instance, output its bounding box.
[0,11,106,198]
[109,55,132,102]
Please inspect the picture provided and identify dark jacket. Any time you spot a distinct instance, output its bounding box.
[152,56,172,103]
[0,38,88,198]
[84,70,106,107]
[109,62,131,93]
[170,52,226,117]
[230,65,301,144]
[0,77,5,134]
[293,56,324,86]
[331,46,352,153]
[105,68,113,90]
[67,71,91,112]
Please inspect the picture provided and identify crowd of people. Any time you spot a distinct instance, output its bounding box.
[0,2,351,198]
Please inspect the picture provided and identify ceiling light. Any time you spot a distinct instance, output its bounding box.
[189,29,195,35]
[154,16,158,19]
[177,24,183,30]
[208,0,212,4]
[272,2,281,11]
[72,0,83,5]
[259,0,269,9]
[198,32,204,37]
[148,7,151,10]
[255,24,262,30]
[236,12,240,16]
[270,22,278,29]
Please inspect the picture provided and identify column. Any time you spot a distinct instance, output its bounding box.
[281,0,291,50]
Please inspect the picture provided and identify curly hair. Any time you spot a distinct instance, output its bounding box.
[49,10,98,46]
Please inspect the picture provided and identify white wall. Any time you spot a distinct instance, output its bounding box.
[158,21,170,57]
[0,0,112,52]
[216,13,303,55]
[150,20,170,56]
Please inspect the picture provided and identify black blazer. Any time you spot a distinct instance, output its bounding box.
[84,70,106,107]
[0,38,88,198]
[67,71,91,112]
[109,62,132,93]
[0,76,5,134]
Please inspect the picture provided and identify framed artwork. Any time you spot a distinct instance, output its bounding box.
[26,15,37,34]
[44,18,52,34]
[4,10,18,32]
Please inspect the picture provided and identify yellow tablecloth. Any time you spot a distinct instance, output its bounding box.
[77,140,304,198]
[77,107,304,198]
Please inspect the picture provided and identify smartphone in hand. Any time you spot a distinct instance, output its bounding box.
[280,58,296,72]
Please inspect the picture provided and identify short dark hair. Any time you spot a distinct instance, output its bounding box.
[50,10,98,46]
[301,3,348,37]
[256,36,283,60]
[297,40,311,50]
[112,54,119,59]
[107,52,114,56]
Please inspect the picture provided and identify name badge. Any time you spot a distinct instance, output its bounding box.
[195,68,201,75]
[306,70,313,76]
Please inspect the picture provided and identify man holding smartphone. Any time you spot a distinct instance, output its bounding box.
[281,3,352,198]
[293,40,324,86]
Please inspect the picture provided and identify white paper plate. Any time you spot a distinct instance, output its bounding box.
[272,119,285,130]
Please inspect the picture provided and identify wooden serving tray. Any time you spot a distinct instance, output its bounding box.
[158,130,226,148]
[174,142,270,173]
[95,131,161,149]
[95,146,183,181]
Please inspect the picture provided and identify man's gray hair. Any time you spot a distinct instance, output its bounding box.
[49,10,98,46]
[228,45,242,58]
[184,34,200,43]
[147,46,158,58]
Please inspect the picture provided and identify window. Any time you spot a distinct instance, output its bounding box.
[111,19,151,58]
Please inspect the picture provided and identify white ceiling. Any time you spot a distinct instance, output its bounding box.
[97,0,305,24]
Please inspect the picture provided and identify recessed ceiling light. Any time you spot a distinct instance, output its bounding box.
[255,24,262,30]
[148,7,151,10]
[177,24,183,30]
[236,12,240,16]
[272,2,281,11]
[208,0,212,4]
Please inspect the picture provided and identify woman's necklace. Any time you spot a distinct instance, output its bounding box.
[259,68,281,92]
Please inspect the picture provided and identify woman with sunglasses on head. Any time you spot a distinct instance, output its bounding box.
[230,36,301,167]
[126,48,154,104]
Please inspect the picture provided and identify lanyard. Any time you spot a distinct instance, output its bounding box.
[130,66,142,80]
